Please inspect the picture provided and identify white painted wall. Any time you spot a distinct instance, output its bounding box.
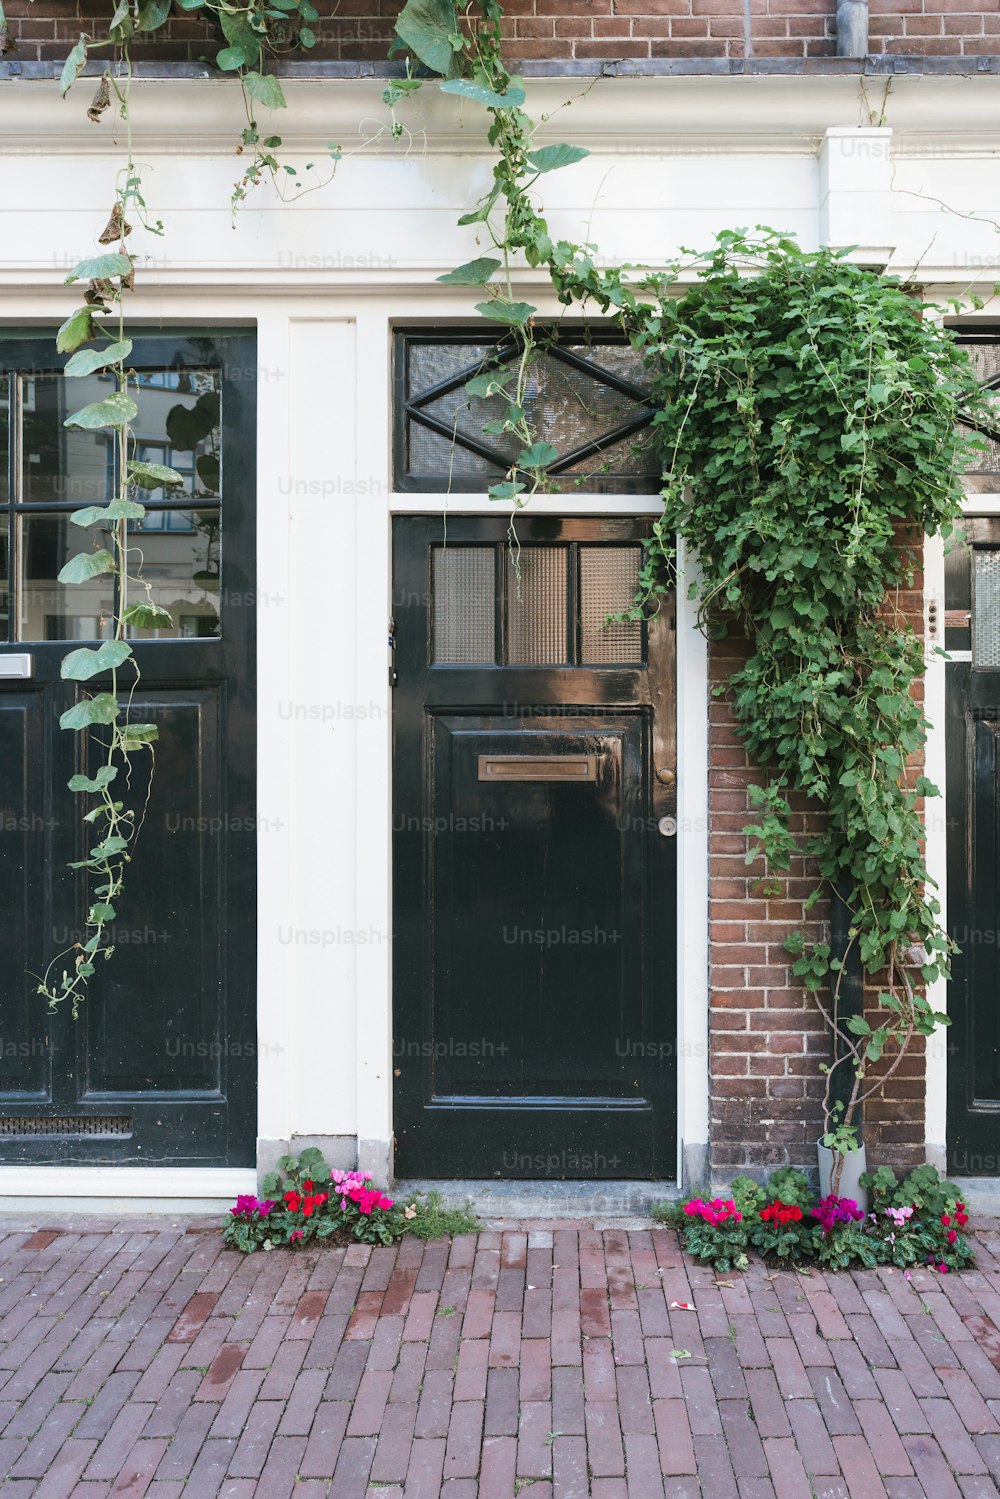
[0,73,998,1192]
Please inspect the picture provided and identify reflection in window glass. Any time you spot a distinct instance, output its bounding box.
[125,508,220,639]
[0,514,8,641]
[131,370,221,503]
[21,374,115,506]
[19,515,115,642]
[0,378,9,505]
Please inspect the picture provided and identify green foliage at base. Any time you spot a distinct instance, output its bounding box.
[653,1164,975,1275]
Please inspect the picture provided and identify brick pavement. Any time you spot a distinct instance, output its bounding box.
[1,1215,1000,1496]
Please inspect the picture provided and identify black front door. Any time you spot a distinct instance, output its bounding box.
[946,516,1000,1174]
[392,516,676,1179]
[0,332,256,1166]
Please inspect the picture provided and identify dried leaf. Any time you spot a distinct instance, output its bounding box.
[88,74,111,123]
[669,1301,694,1311]
[98,203,132,245]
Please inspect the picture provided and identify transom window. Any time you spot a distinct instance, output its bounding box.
[955,334,1000,492]
[0,344,222,642]
[394,328,662,493]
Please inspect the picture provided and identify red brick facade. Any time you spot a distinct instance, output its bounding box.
[2,0,998,64]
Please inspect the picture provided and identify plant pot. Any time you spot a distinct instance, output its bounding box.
[817,1141,868,1211]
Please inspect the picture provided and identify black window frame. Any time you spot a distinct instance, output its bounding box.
[393,325,663,495]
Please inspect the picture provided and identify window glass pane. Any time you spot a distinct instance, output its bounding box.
[506,547,568,665]
[0,377,9,504]
[400,333,660,494]
[958,341,1000,477]
[974,549,1000,668]
[131,370,221,503]
[432,547,495,664]
[126,508,221,639]
[19,515,115,641]
[580,546,643,663]
[0,514,8,641]
[21,374,114,505]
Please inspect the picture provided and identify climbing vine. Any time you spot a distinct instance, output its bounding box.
[38,0,993,1162]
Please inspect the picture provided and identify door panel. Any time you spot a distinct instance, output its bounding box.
[946,518,1000,1173]
[393,516,676,1179]
[0,333,256,1166]
[0,690,49,1098]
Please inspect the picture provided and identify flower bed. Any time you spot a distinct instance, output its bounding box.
[656,1165,974,1275]
[223,1148,476,1253]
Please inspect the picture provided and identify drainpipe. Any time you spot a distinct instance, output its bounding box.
[828,876,864,1141]
[836,0,869,56]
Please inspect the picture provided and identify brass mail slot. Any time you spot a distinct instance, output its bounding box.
[478,754,598,783]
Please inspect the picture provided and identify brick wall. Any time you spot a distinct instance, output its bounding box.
[2,0,997,64]
[707,563,929,1180]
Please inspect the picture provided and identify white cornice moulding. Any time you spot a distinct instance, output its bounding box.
[2,73,1000,157]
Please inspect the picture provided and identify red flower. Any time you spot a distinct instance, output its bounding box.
[947,1230,957,1244]
[284,1190,300,1213]
[942,1214,951,1227]
[760,1200,803,1226]
[303,1180,314,1193]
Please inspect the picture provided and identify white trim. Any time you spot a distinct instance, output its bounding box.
[675,539,710,1180]
[0,1167,255,1198]
[923,532,948,1168]
[390,494,664,516]
[4,74,1000,156]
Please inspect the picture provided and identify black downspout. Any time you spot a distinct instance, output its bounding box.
[828,876,865,1141]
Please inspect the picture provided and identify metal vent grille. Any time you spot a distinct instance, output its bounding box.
[579,546,643,663]
[432,547,495,664]
[0,1116,133,1137]
[975,550,1000,667]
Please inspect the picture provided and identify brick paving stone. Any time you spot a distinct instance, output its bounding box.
[401,1435,444,1498]
[623,1431,665,1498]
[853,1399,915,1475]
[904,1433,965,1496]
[299,1398,351,1477]
[7,1219,1000,1496]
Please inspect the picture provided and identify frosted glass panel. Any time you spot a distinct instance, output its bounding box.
[974,549,1000,667]
[506,547,568,665]
[580,546,643,663]
[432,547,495,664]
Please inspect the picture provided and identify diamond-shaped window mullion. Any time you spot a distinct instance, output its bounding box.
[395,328,663,495]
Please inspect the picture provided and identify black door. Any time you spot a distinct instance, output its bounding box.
[946,516,1000,1174]
[0,333,256,1166]
[392,516,676,1179]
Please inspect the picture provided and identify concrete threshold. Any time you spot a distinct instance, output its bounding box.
[394,1178,679,1220]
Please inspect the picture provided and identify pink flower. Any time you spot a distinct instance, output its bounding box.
[290,1230,303,1243]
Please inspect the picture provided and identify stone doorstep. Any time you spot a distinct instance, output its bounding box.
[392,1179,681,1220]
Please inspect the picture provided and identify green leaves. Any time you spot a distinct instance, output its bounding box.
[437,257,502,286]
[64,393,138,430]
[243,72,287,110]
[122,601,174,630]
[59,695,120,732]
[64,253,132,284]
[57,549,118,585]
[216,46,247,70]
[525,144,589,174]
[128,460,185,490]
[122,723,159,748]
[69,766,118,794]
[473,298,536,326]
[71,498,145,527]
[63,340,132,378]
[517,441,558,469]
[56,308,96,354]
[60,35,88,97]
[394,0,461,76]
[61,641,133,681]
[439,79,526,109]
